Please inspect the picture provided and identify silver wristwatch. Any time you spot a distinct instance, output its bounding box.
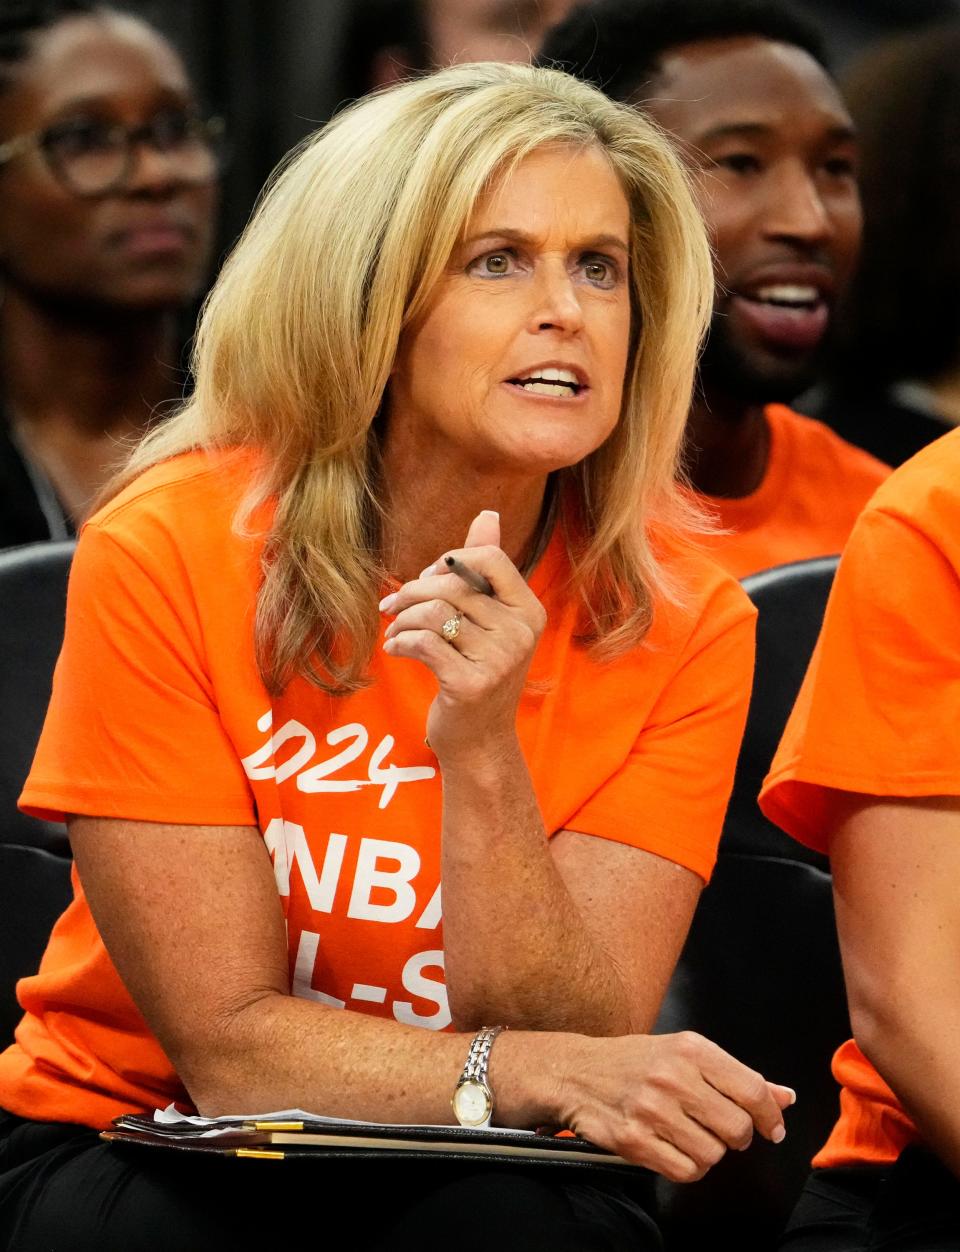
[451,1025,505,1129]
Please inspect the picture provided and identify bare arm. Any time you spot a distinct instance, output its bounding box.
[830,795,960,1178]
[382,513,730,1035]
[69,813,790,1182]
[438,741,702,1034]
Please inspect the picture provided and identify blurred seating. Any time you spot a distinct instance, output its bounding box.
[0,541,74,853]
[0,542,75,1043]
[655,556,849,1252]
[0,843,71,1044]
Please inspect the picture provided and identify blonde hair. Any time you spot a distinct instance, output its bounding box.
[114,61,714,694]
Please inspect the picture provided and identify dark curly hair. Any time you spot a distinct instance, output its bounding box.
[537,0,827,104]
[0,1,105,92]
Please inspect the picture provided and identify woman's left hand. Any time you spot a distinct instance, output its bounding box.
[380,510,546,761]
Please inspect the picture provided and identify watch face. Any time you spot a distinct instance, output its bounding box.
[453,1079,492,1127]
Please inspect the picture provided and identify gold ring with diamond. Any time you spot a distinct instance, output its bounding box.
[441,613,463,643]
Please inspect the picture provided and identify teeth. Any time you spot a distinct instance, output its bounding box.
[753,284,820,305]
[539,367,579,384]
[517,367,580,385]
[518,381,575,397]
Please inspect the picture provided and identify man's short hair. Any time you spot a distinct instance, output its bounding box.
[537,0,828,104]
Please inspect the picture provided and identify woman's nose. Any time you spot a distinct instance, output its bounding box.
[528,261,585,335]
[126,140,184,196]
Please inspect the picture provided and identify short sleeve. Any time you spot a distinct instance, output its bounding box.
[20,521,257,826]
[760,508,960,851]
[567,595,756,883]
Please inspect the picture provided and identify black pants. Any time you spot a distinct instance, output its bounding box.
[0,1109,661,1251]
[780,1147,960,1251]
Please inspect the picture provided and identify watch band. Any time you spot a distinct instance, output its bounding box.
[463,1024,504,1085]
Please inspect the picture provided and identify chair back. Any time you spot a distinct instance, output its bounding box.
[0,541,74,853]
[655,556,849,1251]
[0,843,73,1045]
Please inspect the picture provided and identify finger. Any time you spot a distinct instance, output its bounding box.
[683,1035,788,1143]
[710,1065,786,1143]
[681,1084,756,1152]
[381,575,502,628]
[632,1134,715,1185]
[662,1111,731,1173]
[441,544,541,610]
[770,1083,797,1111]
[381,627,469,683]
[463,509,500,549]
[383,600,480,653]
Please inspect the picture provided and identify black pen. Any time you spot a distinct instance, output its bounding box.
[444,555,494,597]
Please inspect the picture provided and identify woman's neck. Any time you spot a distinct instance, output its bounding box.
[2,288,179,435]
[2,289,182,524]
[380,432,549,585]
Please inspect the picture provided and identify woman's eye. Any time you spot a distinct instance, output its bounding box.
[582,256,618,288]
[48,119,116,157]
[470,250,515,277]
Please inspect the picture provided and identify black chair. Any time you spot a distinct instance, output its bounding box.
[0,843,72,1044]
[655,556,850,1252]
[0,540,75,853]
[0,541,75,1045]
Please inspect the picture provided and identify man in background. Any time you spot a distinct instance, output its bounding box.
[358,0,580,89]
[540,0,889,579]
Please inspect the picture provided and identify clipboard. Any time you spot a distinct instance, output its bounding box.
[102,1111,634,1170]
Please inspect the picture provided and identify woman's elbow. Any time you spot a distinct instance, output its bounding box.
[163,990,285,1116]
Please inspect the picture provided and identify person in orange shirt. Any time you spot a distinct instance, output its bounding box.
[760,428,960,1247]
[0,61,794,1251]
[539,0,890,580]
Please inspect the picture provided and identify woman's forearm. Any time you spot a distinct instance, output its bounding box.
[186,994,791,1186]
[437,735,639,1034]
[187,992,546,1124]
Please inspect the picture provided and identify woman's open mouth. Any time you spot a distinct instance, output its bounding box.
[506,367,586,398]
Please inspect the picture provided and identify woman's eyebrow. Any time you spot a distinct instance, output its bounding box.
[461,227,630,255]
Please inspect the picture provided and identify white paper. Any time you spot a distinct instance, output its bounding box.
[152,1103,533,1140]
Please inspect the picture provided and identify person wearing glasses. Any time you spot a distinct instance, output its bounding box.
[0,60,793,1251]
[0,1,221,548]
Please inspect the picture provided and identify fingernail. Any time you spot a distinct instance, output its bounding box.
[481,510,499,520]
[383,638,397,654]
[379,593,397,613]
[772,1125,786,1144]
[784,1087,797,1106]
[419,565,435,579]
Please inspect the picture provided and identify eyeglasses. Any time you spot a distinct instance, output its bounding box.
[0,110,225,197]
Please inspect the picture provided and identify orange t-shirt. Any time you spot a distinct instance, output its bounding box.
[760,427,960,1169]
[701,404,890,580]
[1,447,756,1130]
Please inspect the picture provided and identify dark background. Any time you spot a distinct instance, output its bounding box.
[123,0,960,269]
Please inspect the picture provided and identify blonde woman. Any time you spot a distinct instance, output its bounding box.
[0,62,792,1250]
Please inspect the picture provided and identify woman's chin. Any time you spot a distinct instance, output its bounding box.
[501,428,613,475]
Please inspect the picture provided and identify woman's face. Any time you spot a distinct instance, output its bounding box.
[0,13,217,312]
[388,143,633,479]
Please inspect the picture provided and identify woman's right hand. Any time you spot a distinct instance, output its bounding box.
[546,1031,794,1182]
